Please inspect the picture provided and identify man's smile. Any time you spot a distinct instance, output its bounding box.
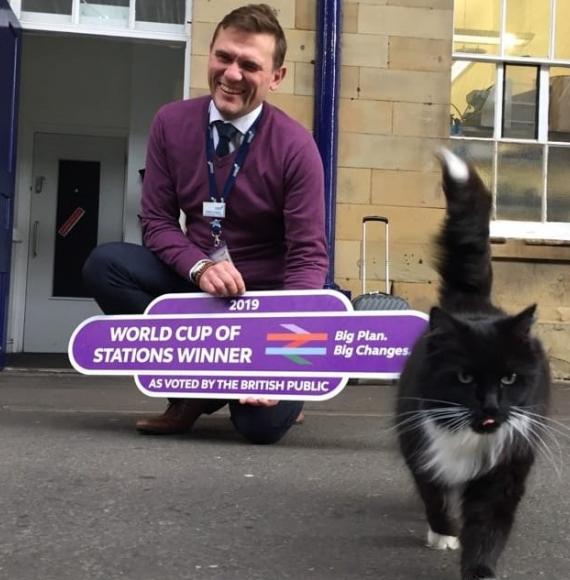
[218,82,244,96]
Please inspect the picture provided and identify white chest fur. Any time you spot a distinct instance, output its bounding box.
[421,419,509,486]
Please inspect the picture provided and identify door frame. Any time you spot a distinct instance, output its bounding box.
[6,22,191,354]
[22,131,127,352]
[8,123,128,353]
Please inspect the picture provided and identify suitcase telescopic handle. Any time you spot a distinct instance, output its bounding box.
[362,216,389,224]
[361,215,390,295]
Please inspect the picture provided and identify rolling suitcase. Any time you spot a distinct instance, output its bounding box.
[352,216,410,311]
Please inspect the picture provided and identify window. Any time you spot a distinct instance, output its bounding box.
[21,0,73,22]
[80,0,129,28]
[22,1,72,16]
[451,0,570,241]
[14,0,187,40]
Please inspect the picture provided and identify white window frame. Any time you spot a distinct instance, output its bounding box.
[452,0,570,242]
[9,0,189,44]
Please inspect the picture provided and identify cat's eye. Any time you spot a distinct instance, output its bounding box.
[500,373,517,386]
[457,371,474,384]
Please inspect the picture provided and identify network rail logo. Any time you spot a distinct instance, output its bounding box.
[265,324,328,365]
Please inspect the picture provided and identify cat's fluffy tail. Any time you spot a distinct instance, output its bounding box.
[435,148,493,311]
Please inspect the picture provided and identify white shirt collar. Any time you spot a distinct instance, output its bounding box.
[209,101,263,134]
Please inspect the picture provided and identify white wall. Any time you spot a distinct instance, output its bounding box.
[8,32,184,352]
[20,35,132,128]
[124,42,185,242]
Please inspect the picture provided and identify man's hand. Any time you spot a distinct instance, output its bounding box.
[198,260,246,296]
[239,397,280,407]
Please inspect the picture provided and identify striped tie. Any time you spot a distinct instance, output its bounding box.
[214,121,238,157]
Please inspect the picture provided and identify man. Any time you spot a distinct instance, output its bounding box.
[83,4,328,444]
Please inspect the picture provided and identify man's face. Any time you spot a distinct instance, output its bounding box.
[208,26,286,120]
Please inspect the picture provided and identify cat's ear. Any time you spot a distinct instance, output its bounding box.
[501,304,537,340]
[429,306,458,334]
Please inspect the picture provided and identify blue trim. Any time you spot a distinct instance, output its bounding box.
[313,0,342,291]
[0,1,21,369]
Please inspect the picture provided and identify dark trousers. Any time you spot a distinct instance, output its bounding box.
[83,242,303,444]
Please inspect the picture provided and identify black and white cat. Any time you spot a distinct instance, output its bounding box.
[396,149,551,580]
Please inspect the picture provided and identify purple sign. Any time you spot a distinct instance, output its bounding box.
[68,291,428,401]
[142,290,349,399]
[135,375,343,400]
[146,289,351,315]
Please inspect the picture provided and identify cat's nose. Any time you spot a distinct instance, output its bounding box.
[482,391,499,414]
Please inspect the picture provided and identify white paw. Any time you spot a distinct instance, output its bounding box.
[426,528,460,551]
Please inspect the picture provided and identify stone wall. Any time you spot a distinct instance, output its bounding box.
[190,0,317,130]
[189,0,570,379]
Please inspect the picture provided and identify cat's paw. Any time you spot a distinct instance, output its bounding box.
[426,528,460,550]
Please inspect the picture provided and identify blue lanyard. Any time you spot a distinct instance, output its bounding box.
[205,111,263,203]
[205,111,262,246]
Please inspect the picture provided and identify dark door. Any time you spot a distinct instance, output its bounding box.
[0,1,21,368]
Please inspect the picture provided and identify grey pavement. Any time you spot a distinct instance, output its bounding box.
[1,369,569,580]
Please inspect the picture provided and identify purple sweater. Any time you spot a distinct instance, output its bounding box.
[139,96,328,290]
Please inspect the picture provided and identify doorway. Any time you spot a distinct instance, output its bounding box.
[7,33,185,354]
[23,133,125,352]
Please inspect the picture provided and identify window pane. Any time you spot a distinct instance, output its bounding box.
[451,61,495,138]
[53,160,101,298]
[449,140,494,194]
[497,143,543,221]
[555,1,570,59]
[22,0,72,14]
[547,147,570,222]
[453,0,500,56]
[503,65,538,140]
[80,0,129,26]
[549,68,570,143]
[505,0,549,58]
[136,0,185,24]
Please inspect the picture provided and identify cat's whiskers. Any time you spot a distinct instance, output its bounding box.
[511,410,570,455]
[512,407,570,438]
[398,397,463,407]
[390,414,436,435]
[529,428,563,478]
[446,415,471,434]
[512,403,546,411]
[391,407,470,436]
[509,409,564,477]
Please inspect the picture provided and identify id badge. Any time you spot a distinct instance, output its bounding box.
[203,201,226,218]
[209,242,233,263]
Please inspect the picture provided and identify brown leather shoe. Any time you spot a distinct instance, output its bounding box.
[135,400,204,435]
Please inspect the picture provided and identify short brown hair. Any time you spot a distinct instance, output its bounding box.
[210,3,287,70]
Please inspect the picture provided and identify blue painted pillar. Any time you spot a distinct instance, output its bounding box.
[313,0,342,291]
[0,1,21,368]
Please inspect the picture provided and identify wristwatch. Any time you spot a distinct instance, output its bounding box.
[191,259,215,285]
